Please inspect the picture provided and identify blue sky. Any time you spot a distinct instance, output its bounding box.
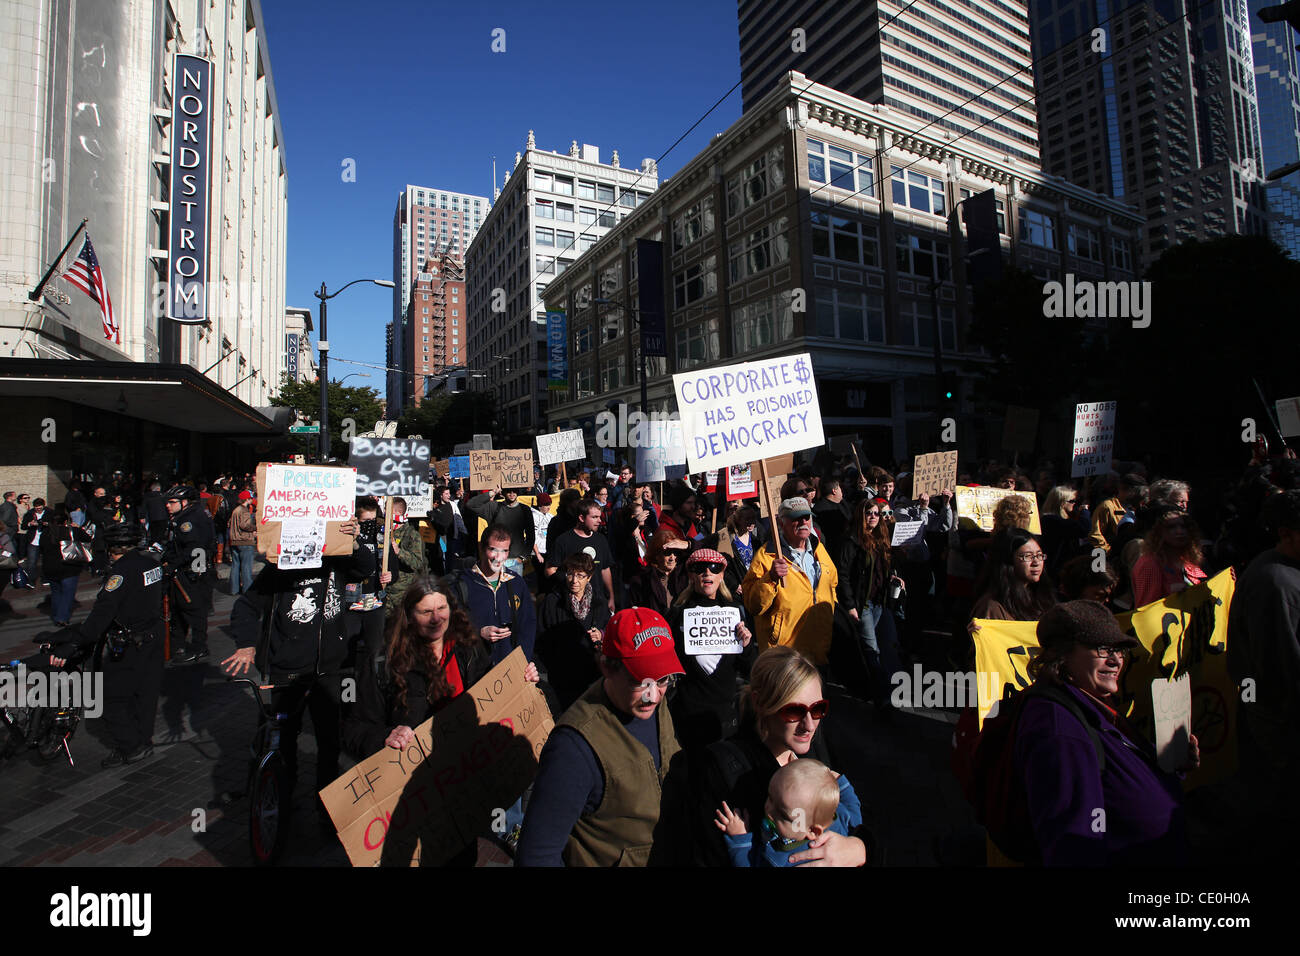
[259,0,744,387]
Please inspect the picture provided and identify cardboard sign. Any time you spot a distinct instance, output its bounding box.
[911,450,958,499]
[469,449,534,489]
[349,437,432,499]
[682,605,743,655]
[433,459,451,479]
[954,486,1041,535]
[536,429,586,466]
[472,433,493,451]
[256,463,357,562]
[1072,401,1117,477]
[319,648,553,867]
[890,519,925,547]
[1276,397,1300,438]
[674,352,824,472]
[448,456,470,479]
[636,445,667,483]
[726,463,756,500]
[1152,673,1193,773]
[1002,405,1040,453]
[453,442,471,457]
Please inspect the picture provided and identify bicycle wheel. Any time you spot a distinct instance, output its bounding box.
[37,709,79,762]
[248,750,292,865]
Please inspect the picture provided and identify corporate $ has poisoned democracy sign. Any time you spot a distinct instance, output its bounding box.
[673,353,824,473]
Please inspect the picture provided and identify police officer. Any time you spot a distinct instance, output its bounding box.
[161,484,216,665]
[49,523,166,767]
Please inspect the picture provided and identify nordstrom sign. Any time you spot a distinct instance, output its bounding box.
[167,54,212,323]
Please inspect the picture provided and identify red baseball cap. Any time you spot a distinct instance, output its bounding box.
[601,608,684,683]
[685,547,726,568]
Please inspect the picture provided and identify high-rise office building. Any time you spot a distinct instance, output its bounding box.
[1029,0,1269,265]
[402,252,466,403]
[1248,0,1300,257]
[465,134,658,436]
[738,0,1040,165]
[389,185,488,412]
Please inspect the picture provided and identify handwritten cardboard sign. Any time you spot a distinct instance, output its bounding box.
[433,459,450,479]
[682,605,743,655]
[912,450,958,499]
[349,437,432,499]
[536,429,586,466]
[1152,672,1193,773]
[954,486,1041,535]
[256,463,357,562]
[469,449,534,489]
[319,648,553,867]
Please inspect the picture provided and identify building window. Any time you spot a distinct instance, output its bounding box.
[579,206,597,225]
[578,236,597,253]
[598,209,616,227]
[576,365,595,398]
[1067,223,1102,261]
[536,199,554,219]
[535,172,553,192]
[556,202,575,222]
[729,220,790,283]
[807,139,874,196]
[676,319,720,370]
[811,213,879,266]
[895,233,951,279]
[1110,238,1133,271]
[536,227,555,247]
[1018,208,1057,249]
[959,188,1006,232]
[620,190,637,208]
[554,175,574,196]
[672,196,716,251]
[596,183,615,203]
[890,166,946,215]
[896,301,956,351]
[674,256,717,307]
[575,326,592,355]
[601,355,626,391]
[726,144,784,218]
[812,288,886,342]
[733,293,797,352]
[578,180,596,199]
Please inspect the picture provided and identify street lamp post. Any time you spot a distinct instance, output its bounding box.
[313,278,393,460]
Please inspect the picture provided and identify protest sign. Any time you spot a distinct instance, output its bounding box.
[636,419,687,483]
[320,648,553,867]
[674,352,824,472]
[971,569,1236,790]
[828,434,858,456]
[1072,401,1116,477]
[705,470,718,492]
[349,437,431,499]
[257,463,356,561]
[912,450,958,499]
[1002,405,1040,453]
[602,447,615,466]
[1152,673,1193,773]
[682,605,743,655]
[726,463,755,500]
[404,486,431,518]
[433,459,450,479]
[277,518,327,569]
[635,445,667,483]
[536,428,586,466]
[472,434,493,451]
[448,456,470,479]
[453,442,471,457]
[890,519,925,547]
[954,486,1041,534]
[469,449,534,489]
[1276,396,1300,438]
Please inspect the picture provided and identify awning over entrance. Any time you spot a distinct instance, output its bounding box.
[0,358,282,435]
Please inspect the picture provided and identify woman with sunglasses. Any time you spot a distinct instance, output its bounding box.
[666,548,756,751]
[690,647,869,866]
[628,529,690,619]
[836,498,904,711]
[1012,601,1198,865]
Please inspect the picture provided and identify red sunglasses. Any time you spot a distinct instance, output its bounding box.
[777,700,829,723]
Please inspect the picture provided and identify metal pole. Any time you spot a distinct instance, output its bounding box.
[930,274,944,409]
[317,285,329,461]
[28,218,87,302]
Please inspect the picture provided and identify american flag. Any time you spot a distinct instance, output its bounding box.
[63,234,118,344]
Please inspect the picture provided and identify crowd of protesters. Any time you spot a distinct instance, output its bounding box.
[5,431,1299,867]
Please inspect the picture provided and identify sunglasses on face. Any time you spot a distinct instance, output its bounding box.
[689,562,727,574]
[777,699,830,722]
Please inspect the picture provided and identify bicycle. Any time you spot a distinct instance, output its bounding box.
[0,635,91,766]
[228,672,317,866]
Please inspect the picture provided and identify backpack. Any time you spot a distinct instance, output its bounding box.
[952,682,1105,863]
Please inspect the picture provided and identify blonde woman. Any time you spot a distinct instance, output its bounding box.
[690,647,869,867]
[1041,485,1089,575]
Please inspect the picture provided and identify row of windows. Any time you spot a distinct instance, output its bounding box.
[808,139,875,197]
[726,144,785,218]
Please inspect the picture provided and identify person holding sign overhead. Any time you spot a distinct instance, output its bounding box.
[742,497,839,665]
[666,548,756,751]
[463,483,535,578]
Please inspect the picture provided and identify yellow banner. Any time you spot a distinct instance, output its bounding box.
[970,568,1237,790]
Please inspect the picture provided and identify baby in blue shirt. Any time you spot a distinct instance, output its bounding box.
[714,758,862,867]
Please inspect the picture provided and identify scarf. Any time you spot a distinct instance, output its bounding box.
[569,581,593,621]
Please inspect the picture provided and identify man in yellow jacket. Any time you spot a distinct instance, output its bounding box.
[742,497,838,665]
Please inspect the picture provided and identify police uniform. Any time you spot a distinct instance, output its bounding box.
[162,500,217,658]
[57,548,166,756]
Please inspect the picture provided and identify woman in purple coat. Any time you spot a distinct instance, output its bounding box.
[1016,600,1200,865]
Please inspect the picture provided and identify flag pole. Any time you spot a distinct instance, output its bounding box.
[28,219,88,302]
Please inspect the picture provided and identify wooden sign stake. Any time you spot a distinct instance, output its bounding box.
[758,457,784,589]
[382,494,393,576]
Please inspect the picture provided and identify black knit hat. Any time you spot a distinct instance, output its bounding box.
[1036,599,1137,651]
